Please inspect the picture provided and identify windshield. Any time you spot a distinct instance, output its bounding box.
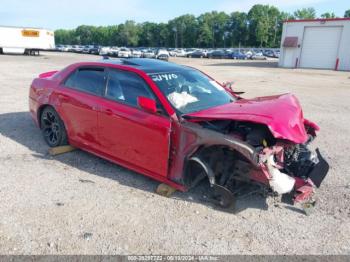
[149,70,235,114]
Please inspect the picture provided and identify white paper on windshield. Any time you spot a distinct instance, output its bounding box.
[168,92,198,109]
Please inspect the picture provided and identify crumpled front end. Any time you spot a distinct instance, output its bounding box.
[177,94,330,212]
[174,118,329,213]
[254,139,329,205]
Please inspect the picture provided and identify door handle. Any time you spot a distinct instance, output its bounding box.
[102,109,122,119]
[103,109,113,116]
[60,94,69,100]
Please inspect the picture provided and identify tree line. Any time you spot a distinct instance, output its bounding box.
[55,5,350,48]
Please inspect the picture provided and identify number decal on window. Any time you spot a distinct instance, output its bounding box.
[151,74,178,82]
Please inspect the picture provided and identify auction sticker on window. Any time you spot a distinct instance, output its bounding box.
[151,73,178,82]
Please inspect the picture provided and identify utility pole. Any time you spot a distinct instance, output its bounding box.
[273,17,278,47]
[212,23,215,48]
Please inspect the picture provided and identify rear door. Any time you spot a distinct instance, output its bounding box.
[56,67,106,149]
[98,68,171,177]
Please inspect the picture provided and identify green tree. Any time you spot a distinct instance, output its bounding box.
[75,25,96,44]
[197,12,215,47]
[139,22,158,46]
[55,29,75,44]
[321,12,336,18]
[248,5,279,47]
[212,11,230,48]
[157,23,169,47]
[118,20,139,46]
[197,22,212,48]
[344,10,350,18]
[227,12,249,47]
[168,15,198,48]
[54,5,340,48]
[293,8,316,19]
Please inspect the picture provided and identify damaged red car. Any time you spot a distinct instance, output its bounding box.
[29,58,329,210]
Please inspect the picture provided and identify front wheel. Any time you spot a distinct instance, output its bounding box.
[40,107,68,147]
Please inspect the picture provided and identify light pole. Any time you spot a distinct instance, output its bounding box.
[172,27,178,48]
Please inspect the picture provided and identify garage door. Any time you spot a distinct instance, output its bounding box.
[300,26,342,69]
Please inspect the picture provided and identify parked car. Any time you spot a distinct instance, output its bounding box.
[118,48,131,58]
[62,45,70,52]
[89,45,101,55]
[168,49,177,57]
[68,45,76,52]
[142,49,156,58]
[108,47,119,57]
[68,45,77,52]
[82,45,91,54]
[71,45,84,53]
[99,46,111,56]
[155,49,170,61]
[251,52,267,60]
[29,58,328,211]
[231,51,248,60]
[56,45,70,52]
[263,50,279,58]
[244,50,253,59]
[207,50,227,59]
[173,49,187,57]
[131,49,142,58]
[55,45,64,52]
[187,50,207,58]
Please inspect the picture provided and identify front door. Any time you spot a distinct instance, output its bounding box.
[98,68,171,177]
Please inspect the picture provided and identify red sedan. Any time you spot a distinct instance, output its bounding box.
[29,58,328,209]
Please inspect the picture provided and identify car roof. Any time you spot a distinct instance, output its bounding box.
[99,58,190,74]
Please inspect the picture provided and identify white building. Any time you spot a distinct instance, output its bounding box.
[0,26,55,55]
[279,18,350,71]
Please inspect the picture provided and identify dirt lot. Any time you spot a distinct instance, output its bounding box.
[0,52,350,255]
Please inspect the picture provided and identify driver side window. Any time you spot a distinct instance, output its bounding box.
[105,69,155,108]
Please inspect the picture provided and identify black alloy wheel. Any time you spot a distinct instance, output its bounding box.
[40,107,68,147]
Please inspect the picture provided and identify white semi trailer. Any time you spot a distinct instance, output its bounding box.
[0,26,55,55]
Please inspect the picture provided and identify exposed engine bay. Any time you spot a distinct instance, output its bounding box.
[185,120,329,212]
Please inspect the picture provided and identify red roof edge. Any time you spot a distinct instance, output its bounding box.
[284,18,350,23]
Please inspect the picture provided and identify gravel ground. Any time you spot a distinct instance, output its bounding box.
[0,52,350,255]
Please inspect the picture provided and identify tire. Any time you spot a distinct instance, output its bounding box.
[40,106,68,147]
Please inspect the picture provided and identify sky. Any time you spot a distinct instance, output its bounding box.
[0,0,348,30]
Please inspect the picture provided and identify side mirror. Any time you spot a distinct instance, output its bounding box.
[222,81,235,91]
[137,96,157,114]
[222,81,245,95]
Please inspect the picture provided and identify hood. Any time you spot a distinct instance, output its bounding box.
[184,93,311,144]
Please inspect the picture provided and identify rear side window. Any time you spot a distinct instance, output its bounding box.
[105,69,155,107]
[65,68,106,96]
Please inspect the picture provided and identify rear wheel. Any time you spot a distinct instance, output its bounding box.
[40,107,68,147]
